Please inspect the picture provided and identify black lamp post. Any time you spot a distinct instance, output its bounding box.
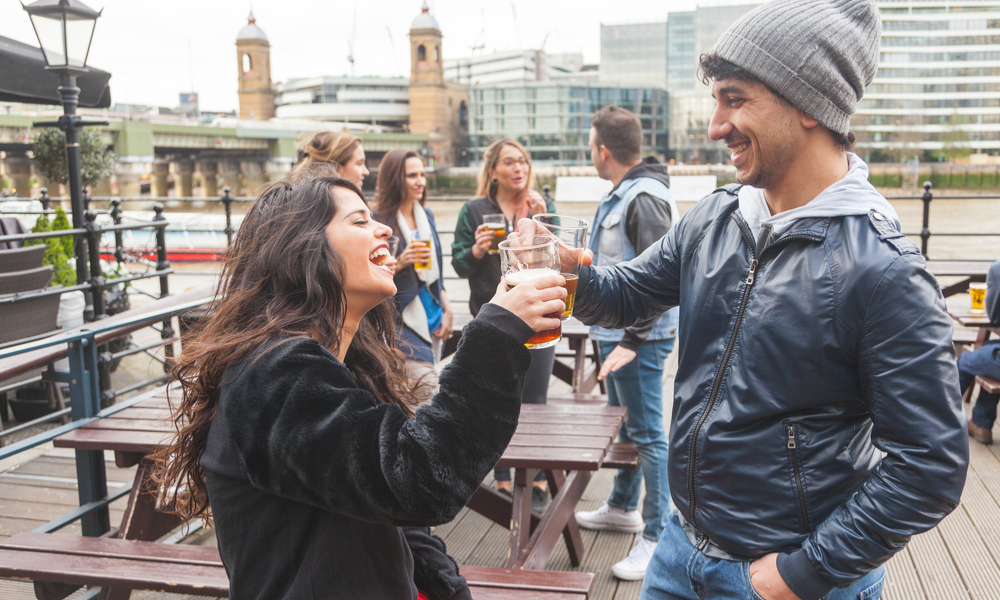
[22,0,107,319]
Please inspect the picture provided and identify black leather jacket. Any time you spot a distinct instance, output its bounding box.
[574,185,968,598]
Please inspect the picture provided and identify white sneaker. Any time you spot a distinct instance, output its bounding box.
[612,536,657,581]
[575,502,645,533]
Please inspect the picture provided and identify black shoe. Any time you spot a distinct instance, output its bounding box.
[531,486,549,513]
[496,486,512,498]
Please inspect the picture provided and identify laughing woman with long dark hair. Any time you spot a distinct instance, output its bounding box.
[152,175,566,600]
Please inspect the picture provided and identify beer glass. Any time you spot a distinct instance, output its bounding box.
[532,214,589,320]
[971,282,987,312]
[387,235,400,256]
[499,235,562,349]
[483,213,506,254]
[411,235,432,270]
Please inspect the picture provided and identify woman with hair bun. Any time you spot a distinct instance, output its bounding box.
[294,130,370,188]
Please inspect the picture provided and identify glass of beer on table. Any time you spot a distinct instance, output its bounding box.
[499,235,563,349]
[971,282,987,312]
[532,214,589,320]
[411,233,432,271]
[483,213,506,254]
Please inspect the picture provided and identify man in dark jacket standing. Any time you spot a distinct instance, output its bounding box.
[574,105,679,581]
[543,0,969,599]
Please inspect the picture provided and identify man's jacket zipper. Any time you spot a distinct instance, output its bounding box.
[686,220,822,529]
[788,424,812,531]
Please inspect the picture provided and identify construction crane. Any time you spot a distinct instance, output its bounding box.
[347,3,357,76]
[386,27,404,77]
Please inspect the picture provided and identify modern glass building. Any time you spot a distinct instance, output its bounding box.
[600,22,669,86]
[852,0,1000,160]
[667,12,697,92]
[468,81,668,166]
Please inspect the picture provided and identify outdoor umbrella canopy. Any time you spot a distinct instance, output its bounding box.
[0,35,111,107]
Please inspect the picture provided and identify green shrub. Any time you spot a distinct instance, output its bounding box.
[25,209,76,287]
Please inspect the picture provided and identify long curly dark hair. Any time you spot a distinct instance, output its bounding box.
[151,175,414,522]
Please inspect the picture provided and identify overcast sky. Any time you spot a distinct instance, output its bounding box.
[1,0,721,112]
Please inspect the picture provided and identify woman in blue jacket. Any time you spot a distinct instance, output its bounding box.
[375,149,453,406]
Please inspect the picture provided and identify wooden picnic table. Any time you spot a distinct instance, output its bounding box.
[927,260,991,298]
[445,310,604,394]
[948,307,999,350]
[466,403,626,571]
[54,389,625,573]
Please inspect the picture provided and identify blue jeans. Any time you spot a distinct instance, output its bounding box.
[641,511,885,600]
[599,338,673,541]
[958,341,1000,429]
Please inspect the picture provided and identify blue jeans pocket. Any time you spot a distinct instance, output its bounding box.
[856,571,884,600]
[741,562,767,600]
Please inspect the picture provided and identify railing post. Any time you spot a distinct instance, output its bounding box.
[67,335,110,536]
[154,203,175,370]
[542,184,553,205]
[222,186,234,247]
[920,181,933,258]
[83,186,92,212]
[111,198,124,264]
[85,211,114,408]
[39,187,50,211]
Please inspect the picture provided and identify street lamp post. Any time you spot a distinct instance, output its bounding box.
[22,0,107,320]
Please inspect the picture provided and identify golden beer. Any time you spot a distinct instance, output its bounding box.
[561,274,579,320]
[971,282,987,312]
[488,226,506,254]
[504,268,563,348]
[412,239,432,270]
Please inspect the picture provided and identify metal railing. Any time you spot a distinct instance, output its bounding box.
[0,191,176,422]
[0,294,209,543]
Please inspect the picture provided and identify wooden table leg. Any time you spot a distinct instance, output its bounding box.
[467,484,541,530]
[546,469,586,567]
[510,469,591,570]
[506,468,537,568]
[100,456,184,600]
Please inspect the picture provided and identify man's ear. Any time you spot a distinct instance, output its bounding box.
[600,145,612,164]
[801,112,819,130]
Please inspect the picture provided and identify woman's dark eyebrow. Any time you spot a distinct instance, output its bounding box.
[342,208,369,220]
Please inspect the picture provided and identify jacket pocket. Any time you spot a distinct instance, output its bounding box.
[786,424,813,532]
[598,212,625,265]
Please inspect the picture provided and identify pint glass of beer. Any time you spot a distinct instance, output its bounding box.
[483,213,506,254]
[411,236,432,271]
[499,235,563,349]
[971,282,988,312]
[532,214,589,320]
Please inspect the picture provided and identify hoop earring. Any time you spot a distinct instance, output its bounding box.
[491,177,498,185]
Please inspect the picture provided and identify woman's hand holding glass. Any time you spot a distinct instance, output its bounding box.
[470,224,496,260]
[396,241,432,271]
[490,275,566,335]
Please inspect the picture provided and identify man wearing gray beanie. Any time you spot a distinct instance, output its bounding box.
[536,0,969,599]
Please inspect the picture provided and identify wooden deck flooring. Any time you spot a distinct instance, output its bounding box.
[0,347,997,599]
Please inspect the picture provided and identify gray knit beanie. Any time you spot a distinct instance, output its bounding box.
[710,0,881,135]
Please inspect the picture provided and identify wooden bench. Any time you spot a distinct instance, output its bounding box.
[976,376,1000,396]
[0,532,594,599]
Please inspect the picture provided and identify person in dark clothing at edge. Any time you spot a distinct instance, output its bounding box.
[573,105,680,581]
[962,259,1000,444]
[450,137,556,512]
[517,0,968,598]
[151,175,567,600]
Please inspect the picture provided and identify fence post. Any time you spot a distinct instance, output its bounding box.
[67,334,110,536]
[39,187,50,211]
[111,198,124,264]
[83,187,91,212]
[222,186,234,247]
[920,181,933,258]
[85,210,113,408]
[153,203,175,369]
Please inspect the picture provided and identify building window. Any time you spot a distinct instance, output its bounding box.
[418,45,427,62]
[242,53,252,74]
[434,46,440,62]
